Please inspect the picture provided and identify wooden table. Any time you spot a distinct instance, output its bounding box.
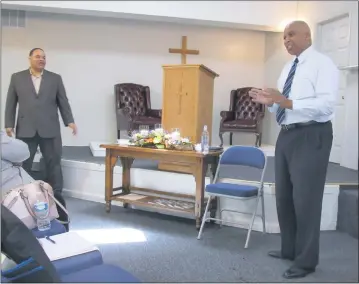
[100,144,222,229]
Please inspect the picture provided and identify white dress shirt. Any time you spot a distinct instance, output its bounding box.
[29,68,43,94]
[268,46,339,125]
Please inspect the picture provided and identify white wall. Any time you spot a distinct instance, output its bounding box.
[342,70,358,170]
[3,1,298,31]
[297,1,358,169]
[1,11,270,146]
[2,2,356,154]
[0,10,3,129]
[298,1,358,66]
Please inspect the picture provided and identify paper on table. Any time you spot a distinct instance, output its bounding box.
[38,232,98,261]
[122,193,147,201]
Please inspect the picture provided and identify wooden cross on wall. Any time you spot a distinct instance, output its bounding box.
[169,36,199,64]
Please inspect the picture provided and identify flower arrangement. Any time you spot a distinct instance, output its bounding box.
[165,136,194,151]
[129,129,166,149]
[129,129,194,151]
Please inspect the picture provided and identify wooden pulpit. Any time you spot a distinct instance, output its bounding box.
[159,64,219,173]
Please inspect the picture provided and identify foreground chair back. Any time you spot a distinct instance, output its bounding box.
[197,146,267,248]
[1,205,61,282]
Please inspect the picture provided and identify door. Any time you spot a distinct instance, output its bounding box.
[317,14,350,163]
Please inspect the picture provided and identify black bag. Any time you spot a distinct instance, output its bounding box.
[1,205,61,283]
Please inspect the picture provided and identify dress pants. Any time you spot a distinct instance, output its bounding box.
[54,191,69,232]
[18,132,69,231]
[19,132,63,193]
[275,121,333,270]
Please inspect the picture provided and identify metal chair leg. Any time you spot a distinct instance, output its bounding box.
[255,133,259,147]
[261,193,266,234]
[197,196,212,240]
[218,197,223,227]
[244,196,260,249]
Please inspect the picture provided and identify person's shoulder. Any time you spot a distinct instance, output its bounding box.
[0,131,10,144]
[311,49,337,69]
[43,69,60,77]
[11,70,29,78]
[9,70,30,85]
[43,70,63,81]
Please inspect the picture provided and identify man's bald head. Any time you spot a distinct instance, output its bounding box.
[283,20,312,56]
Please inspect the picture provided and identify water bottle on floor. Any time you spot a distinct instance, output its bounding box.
[34,196,51,231]
[201,125,210,154]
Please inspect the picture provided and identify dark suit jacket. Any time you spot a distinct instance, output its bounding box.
[5,69,75,138]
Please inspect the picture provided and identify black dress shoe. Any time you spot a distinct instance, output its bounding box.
[268,250,294,260]
[283,267,315,279]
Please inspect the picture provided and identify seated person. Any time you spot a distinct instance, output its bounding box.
[1,130,33,195]
[1,130,69,231]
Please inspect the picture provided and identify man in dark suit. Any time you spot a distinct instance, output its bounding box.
[4,47,77,197]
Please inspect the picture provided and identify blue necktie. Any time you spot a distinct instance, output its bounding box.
[276,57,299,125]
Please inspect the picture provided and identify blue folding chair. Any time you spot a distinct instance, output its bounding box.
[197,146,267,248]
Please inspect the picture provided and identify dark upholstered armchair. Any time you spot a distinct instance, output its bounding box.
[115,83,162,138]
[219,87,265,147]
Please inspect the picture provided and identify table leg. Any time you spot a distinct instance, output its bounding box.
[209,157,220,221]
[105,149,118,213]
[194,158,207,229]
[120,157,134,208]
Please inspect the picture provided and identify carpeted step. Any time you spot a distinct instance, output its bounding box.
[337,187,358,239]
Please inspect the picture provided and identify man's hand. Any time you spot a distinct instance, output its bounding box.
[68,123,77,135]
[5,128,14,137]
[262,88,284,103]
[249,88,292,109]
[262,88,292,109]
[248,88,275,106]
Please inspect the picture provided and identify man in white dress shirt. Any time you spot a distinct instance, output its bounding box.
[249,21,339,279]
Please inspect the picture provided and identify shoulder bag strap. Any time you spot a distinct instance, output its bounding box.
[39,182,70,224]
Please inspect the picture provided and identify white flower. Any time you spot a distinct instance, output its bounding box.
[154,129,164,135]
[153,137,161,144]
[181,138,189,143]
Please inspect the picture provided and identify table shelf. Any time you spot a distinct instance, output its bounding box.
[112,193,195,214]
[101,144,222,228]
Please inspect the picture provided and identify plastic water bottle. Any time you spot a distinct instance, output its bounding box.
[201,125,210,154]
[33,200,51,231]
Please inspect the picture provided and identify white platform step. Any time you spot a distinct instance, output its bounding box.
[61,158,339,233]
